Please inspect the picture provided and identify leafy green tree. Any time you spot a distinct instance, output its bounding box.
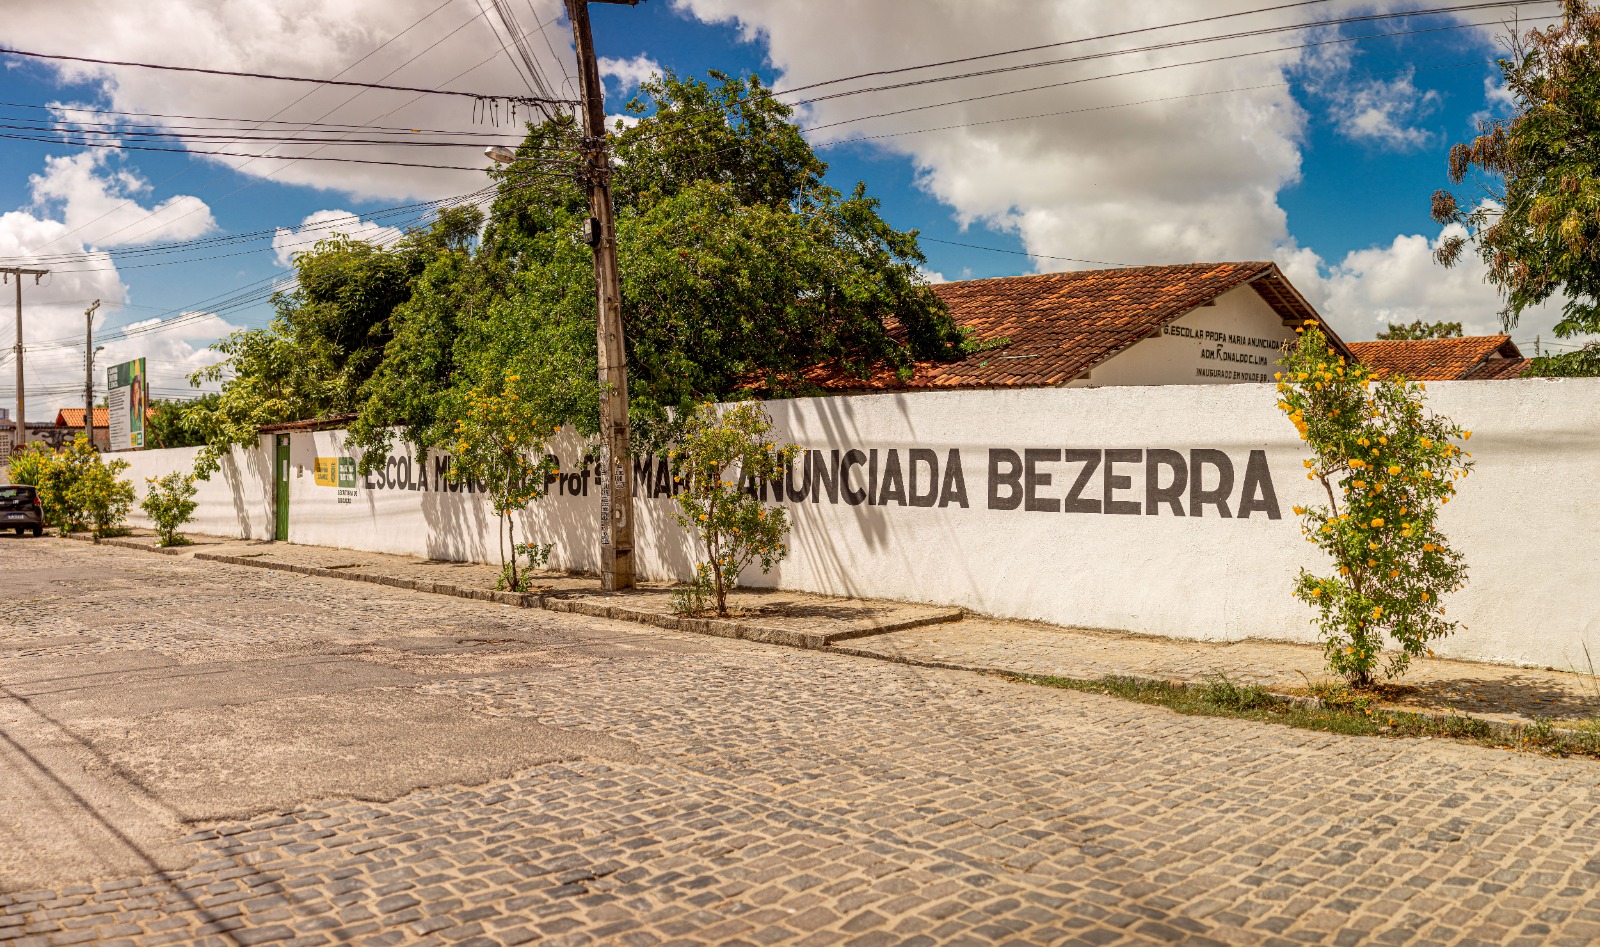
[1432,0,1600,374]
[670,400,799,617]
[142,471,199,546]
[145,395,220,449]
[360,71,965,462]
[1377,320,1464,340]
[446,377,559,592]
[70,454,134,538]
[187,207,484,476]
[1526,341,1600,375]
[8,435,132,536]
[1276,325,1475,687]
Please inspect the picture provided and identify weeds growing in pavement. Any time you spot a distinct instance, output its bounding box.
[1012,672,1600,759]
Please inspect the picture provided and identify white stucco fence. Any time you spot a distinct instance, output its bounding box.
[117,380,1600,670]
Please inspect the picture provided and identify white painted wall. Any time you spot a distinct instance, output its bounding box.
[121,439,274,540]
[1082,285,1296,387]
[116,381,1600,671]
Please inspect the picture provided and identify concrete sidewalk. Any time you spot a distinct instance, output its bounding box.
[87,529,1600,729]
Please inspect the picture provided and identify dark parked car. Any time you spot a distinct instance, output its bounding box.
[0,485,44,536]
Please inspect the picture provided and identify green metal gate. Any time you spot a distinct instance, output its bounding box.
[274,435,290,541]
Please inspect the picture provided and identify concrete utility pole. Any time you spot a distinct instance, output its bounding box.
[3,267,48,453]
[566,0,641,591]
[84,300,100,448]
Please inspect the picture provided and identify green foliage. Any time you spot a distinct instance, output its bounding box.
[9,436,132,536]
[671,401,799,617]
[496,541,553,593]
[188,207,484,477]
[359,71,964,463]
[447,377,558,591]
[145,395,219,449]
[71,454,134,538]
[1196,675,1275,711]
[1433,0,1600,339]
[1525,341,1600,376]
[669,564,716,616]
[142,471,199,546]
[1276,326,1475,687]
[1376,320,1464,340]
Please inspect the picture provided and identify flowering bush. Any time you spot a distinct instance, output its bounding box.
[142,471,199,546]
[1276,324,1474,686]
[671,401,799,617]
[447,377,557,591]
[8,435,132,536]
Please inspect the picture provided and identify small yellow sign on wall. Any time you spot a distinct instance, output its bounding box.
[313,457,338,487]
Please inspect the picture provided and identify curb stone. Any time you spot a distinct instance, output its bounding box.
[73,534,1563,749]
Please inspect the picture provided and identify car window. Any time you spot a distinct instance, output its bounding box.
[0,487,35,499]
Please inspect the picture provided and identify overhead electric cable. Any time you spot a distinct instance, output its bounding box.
[0,46,574,107]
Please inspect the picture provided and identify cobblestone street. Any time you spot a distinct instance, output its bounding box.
[6,538,1600,946]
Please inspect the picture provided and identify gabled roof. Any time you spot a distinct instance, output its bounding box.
[1347,336,1525,381]
[56,407,109,428]
[805,262,1348,392]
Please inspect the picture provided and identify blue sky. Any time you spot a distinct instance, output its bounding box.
[0,0,1581,418]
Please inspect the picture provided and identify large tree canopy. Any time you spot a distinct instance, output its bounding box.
[1432,0,1600,373]
[341,70,965,468]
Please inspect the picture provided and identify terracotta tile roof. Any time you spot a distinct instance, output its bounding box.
[805,262,1346,392]
[258,413,359,433]
[1347,336,1524,381]
[56,407,109,428]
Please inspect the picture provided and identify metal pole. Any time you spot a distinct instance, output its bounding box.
[3,268,47,452]
[12,274,20,453]
[84,300,100,449]
[566,0,637,591]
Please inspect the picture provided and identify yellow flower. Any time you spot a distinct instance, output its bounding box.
[1421,592,1430,601]
[1371,606,1383,619]
[1353,479,1366,489]
[1420,437,1432,448]
[1421,470,1433,479]
[1387,465,1400,476]
[1377,436,1387,445]
[1370,517,1384,527]
[1291,505,1305,515]
[1463,430,1472,440]
[1349,458,1365,469]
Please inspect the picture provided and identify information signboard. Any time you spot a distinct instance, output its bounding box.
[105,358,147,450]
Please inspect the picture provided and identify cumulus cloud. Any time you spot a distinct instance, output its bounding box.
[1320,70,1440,150]
[28,151,217,247]
[1275,223,1593,347]
[674,0,1332,267]
[273,209,406,268]
[1,0,579,201]
[0,197,241,421]
[600,54,662,94]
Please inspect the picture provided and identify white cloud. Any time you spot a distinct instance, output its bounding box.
[28,151,217,247]
[1275,223,1596,348]
[1326,72,1440,150]
[1,0,579,201]
[673,0,1331,267]
[600,54,662,94]
[0,199,242,421]
[273,209,406,269]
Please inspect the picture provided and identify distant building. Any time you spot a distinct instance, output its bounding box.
[805,262,1352,393]
[1346,336,1528,381]
[55,407,111,451]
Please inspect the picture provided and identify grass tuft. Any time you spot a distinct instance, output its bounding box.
[1011,672,1600,760]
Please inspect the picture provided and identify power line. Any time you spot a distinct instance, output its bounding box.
[790,0,1555,107]
[0,45,574,108]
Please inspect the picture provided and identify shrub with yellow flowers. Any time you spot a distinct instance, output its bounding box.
[670,400,800,617]
[446,375,558,592]
[1277,323,1474,687]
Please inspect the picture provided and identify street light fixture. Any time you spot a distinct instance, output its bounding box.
[484,145,517,164]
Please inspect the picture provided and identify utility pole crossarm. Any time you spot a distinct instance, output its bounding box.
[2,267,49,457]
[565,0,639,592]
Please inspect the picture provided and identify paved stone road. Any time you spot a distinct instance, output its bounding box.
[6,537,1600,946]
